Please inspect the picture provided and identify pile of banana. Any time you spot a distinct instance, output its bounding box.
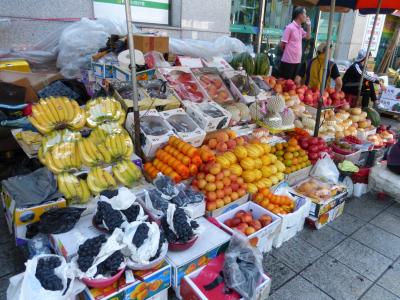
[78,132,133,166]
[44,142,81,174]
[57,173,91,203]
[112,160,142,187]
[87,167,117,194]
[29,97,86,134]
[85,97,126,128]
[38,130,81,165]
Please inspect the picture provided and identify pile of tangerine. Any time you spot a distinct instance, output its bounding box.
[252,188,295,215]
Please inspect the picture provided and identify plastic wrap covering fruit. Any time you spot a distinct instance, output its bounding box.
[161,69,207,103]
[112,160,142,187]
[85,97,126,128]
[192,68,234,104]
[43,141,81,174]
[38,129,81,165]
[87,167,117,195]
[161,205,199,244]
[166,114,198,133]
[79,126,133,166]
[140,79,170,99]
[294,178,345,202]
[140,115,171,136]
[231,74,257,96]
[28,97,86,134]
[57,173,91,204]
[144,51,170,69]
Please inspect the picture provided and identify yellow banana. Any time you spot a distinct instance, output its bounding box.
[54,97,66,122]
[28,116,52,134]
[118,135,127,157]
[80,180,91,203]
[38,147,46,164]
[103,170,117,188]
[123,135,134,158]
[77,140,96,166]
[87,170,104,194]
[57,174,72,199]
[69,101,86,130]
[74,143,81,168]
[51,145,67,171]
[113,135,123,157]
[46,97,61,123]
[32,104,52,128]
[112,164,129,186]
[44,151,63,173]
[98,144,112,163]
[83,139,98,162]
[39,100,57,124]
[62,98,75,122]
[94,168,108,189]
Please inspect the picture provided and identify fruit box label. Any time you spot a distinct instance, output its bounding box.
[83,263,171,300]
[309,191,347,218]
[380,86,400,101]
[307,201,345,229]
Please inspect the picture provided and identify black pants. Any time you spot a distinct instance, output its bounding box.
[280,62,300,80]
[388,164,400,175]
[361,86,377,109]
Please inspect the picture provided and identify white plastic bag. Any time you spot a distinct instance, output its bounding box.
[72,229,125,279]
[310,153,339,184]
[7,254,85,300]
[57,18,130,78]
[169,36,252,61]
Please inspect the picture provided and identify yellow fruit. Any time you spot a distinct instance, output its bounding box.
[216,156,231,168]
[246,144,262,158]
[234,146,248,159]
[253,144,265,155]
[223,152,237,164]
[242,170,256,183]
[284,152,293,160]
[270,175,279,185]
[247,183,258,193]
[269,165,278,175]
[277,172,285,181]
[263,178,273,188]
[253,158,263,169]
[275,161,286,172]
[256,180,266,189]
[229,164,243,176]
[240,157,255,170]
[261,166,271,178]
[254,169,262,181]
[261,143,271,154]
[268,154,277,163]
[261,155,271,166]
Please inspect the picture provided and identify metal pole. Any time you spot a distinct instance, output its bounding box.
[256,0,267,53]
[314,0,336,137]
[356,0,382,106]
[124,0,142,155]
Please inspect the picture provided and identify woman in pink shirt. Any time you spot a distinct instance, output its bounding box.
[280,7,311,83]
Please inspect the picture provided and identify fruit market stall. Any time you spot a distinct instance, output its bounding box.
[1,19,399,300]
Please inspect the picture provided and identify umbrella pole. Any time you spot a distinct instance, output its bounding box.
[124,0,142,155]
[356,0,382,106]
[314,0,336,137]
[256,0,266,54]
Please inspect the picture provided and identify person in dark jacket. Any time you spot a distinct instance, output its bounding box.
[387,140,400,175]
[342,49,386,108]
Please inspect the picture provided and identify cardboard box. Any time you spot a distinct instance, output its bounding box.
[306,191,347,218]
[125,109,176,158]
[113,66,156,82]
[49,213,100,261]
[285,166,312,186]
[216,201,281,253]
[180,265,271,300]
[306,201,345,230]
[1,188,66,246]
[81,262,171,300]
[183,101,231,132]
[160,108,206,147]
[166,217,231,288]
[272,183,311,248]
[133,34,169,54]
[205,194,249,218]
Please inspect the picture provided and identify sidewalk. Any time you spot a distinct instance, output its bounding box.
[265,193,400,300]
[0,194,399,299]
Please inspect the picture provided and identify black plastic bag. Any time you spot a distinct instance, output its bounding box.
[36,207,85,234]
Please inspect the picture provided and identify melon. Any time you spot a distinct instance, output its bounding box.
[364,107,380,127]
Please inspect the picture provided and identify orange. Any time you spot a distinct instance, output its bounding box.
[287,146,296,152]
[270,146,276,153]
[288,138,298,146]
[276,143,283,151]
[284,152,293,160]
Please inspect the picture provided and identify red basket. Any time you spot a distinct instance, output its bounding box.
[352,168,370,184]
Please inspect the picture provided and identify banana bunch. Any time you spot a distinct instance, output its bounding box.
[87,123,125,144]
[105,133,134,160]
[87,167,117,194]
[112,160,142,187]
[44,142,81,174]
[57,173,91,203]
[29,97,86,134]
[38,130,81,165]
[85,97,126,128]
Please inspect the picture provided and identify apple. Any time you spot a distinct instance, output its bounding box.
[300,141,309,149]
[209,163,222,175]
[197,179,207,189]
[224,186,233,195]
[231,182,239,192]
[205,174,216,182]
[216,172,224,181]
[249,220,262,231]
[309,137,319,145]
[216,189,225,199]
[223,177,231,186]
[259,214,272,227]
[231,192,239,201]
[223,196,232,204]
[206,191,217,201]
[238,188,246,197]
[235,223,248,233]
[224,219,233,227]
[215,181,224,190]
[241,212,253,223]
[235,210,246,219]
[309,152,319,160]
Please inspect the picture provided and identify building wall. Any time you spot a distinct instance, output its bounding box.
[0,0,231,52]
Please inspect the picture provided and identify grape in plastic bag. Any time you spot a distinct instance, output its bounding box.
[223,234,263,300]
[36,207,86,234]
[153,173,178,197]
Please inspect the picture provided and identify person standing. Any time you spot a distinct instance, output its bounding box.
[304,42,342,91]
[280,7,311,83]
[342,49,386,108]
